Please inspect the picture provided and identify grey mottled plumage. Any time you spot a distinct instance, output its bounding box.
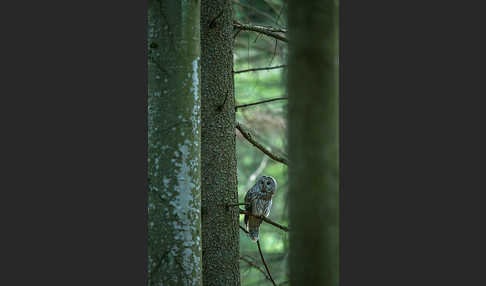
[244,176,277,242]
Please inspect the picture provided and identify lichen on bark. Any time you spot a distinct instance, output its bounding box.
[148,0,202,285]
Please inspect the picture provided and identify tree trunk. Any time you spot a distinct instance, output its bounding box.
[201,0,240,285]
[147,0,202,285]
[288,0,339,285]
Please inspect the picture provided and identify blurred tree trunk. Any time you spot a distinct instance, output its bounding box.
[288,0,339,285]
[147,0,202,285]
[201,0,241,285]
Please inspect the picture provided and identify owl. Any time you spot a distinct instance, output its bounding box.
[244,175,277,242]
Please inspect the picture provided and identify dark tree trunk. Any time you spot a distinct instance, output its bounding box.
[288,0,339,285]
[148,0,202,285]
[201,0,241,285]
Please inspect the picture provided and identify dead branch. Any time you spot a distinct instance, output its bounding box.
[257,240,277,286]
[234,20,287,33]
[233,65,287,74]
[232,1,283,26]
[233,20,288,43]
[235,97,288,110]
[269,39,278,66]
[236,122,289,165]
[240,256,271,282]
[239,209,290,232]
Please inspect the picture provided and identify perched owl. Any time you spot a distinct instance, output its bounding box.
[244,176,277,242]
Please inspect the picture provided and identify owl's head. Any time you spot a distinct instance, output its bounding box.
[257,175,277,195]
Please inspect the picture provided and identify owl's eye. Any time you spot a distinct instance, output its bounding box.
[266,181,271,185]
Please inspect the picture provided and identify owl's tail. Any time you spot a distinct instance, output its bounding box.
[248,230,259,242]
[247,216,262,242]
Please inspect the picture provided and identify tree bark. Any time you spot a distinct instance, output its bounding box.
[288,0,339,285]
[201,0,241,285]
[148,0,202,285]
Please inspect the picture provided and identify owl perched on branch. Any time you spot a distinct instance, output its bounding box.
[244,176,277,242]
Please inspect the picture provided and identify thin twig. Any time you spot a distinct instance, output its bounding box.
[274,2,286,27]
[232,0,283,26]
[233,65,287,74]
[236,122,288,165]
[253,29,264,44]
[269,39,278,66]
[233,21,288,43]
[257,240,277,286]
[240,256,272,283]
[239,209,290,232]
[235,97,288,110]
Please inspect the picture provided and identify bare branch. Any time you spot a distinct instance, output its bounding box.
[239,209,290,232]
[236,122,288,165]
[274,1,286,27]
[233,65,287,74]
[240,256,271,282]
[235,97,288,110]
[234,20,287,33]
[233,29,242,42]
[269,39,278,66]
[234,20,288,43]
[232,1,284,27]
[257,240,277,286]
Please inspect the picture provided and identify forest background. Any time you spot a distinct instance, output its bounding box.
[232,1,289,285]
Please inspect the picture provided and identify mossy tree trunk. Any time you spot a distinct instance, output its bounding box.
[201,0,241,285]
[148,0,202,285]
[288,0,339,285]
